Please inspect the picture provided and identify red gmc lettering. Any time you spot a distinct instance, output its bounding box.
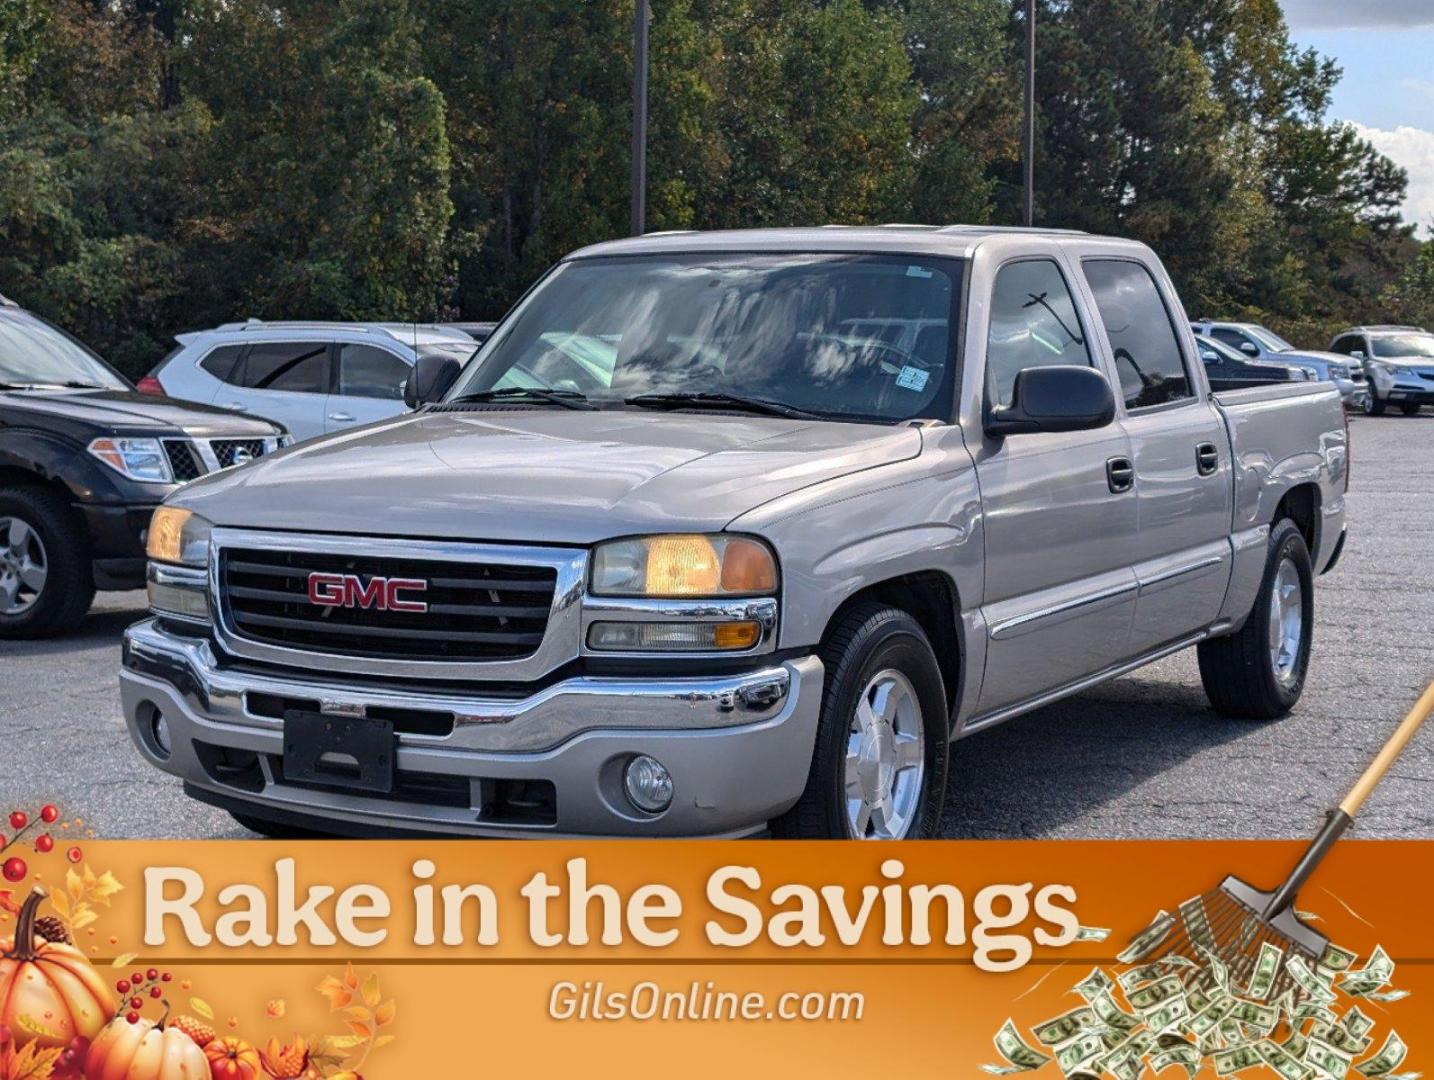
[306,573,428,613]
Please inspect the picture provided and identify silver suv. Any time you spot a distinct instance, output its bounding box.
[1190,320,1367,409]
[1327,325,1434,416]
[142,321,481,442]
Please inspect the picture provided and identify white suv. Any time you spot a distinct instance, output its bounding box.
[140,321,481,442]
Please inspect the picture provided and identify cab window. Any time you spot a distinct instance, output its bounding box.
[985,259,1092,408]
[1083,259,1193,409]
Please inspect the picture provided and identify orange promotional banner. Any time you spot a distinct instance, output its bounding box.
[0,837,1428,1078]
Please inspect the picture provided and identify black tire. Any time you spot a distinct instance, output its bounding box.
[229,811,331,839]
[1363,393,1386,416]
[0,485,95,639]
[1197,519,1313,719]
[1400,402,1421,416]
[771,604,949,839]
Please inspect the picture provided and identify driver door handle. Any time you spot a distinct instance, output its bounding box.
[1196,442,1220,476]
[328,412,355,423]
[1106,456,1135,494]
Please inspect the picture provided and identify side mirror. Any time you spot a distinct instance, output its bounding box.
[1238,341,1260,356]
[1200,351,1218,365]
[1349,349,1366,360]
[985,365,1116,438]
[403,355,461,408]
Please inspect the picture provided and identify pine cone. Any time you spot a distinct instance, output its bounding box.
[33,915,70,944]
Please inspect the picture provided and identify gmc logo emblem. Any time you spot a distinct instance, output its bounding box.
[307,572,429,613]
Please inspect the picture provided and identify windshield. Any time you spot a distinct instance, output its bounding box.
[0,310,129,390]
[448,253,963,423]
[1371,333,1434,359]
[1247,325,1296,352]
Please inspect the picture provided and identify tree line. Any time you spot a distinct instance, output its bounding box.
[1,0,1430,378]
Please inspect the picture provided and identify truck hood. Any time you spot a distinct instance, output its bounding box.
[1,388,282,437]
[173,408,923,544]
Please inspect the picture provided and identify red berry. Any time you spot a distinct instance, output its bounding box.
[1,857,26,882]
[131,972,143,985]
[66,846,82,863]
[8,811,26,831]
[40,805,58,824]
[35,834,54,853]
[161,972,172,982]
[150,986,162,999]
[126,1012,140,1024]
[116,980,130,994]
[129,997,143,1010]
[146,967,159,981]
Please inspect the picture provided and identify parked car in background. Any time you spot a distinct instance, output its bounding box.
[1194,335,1312,391]
[0,295,286,638]
[122,227,1349,840]
[142,321,481,442]
[1327,325,1434,416]
[443,322,498,343]
[1190,319,1367,409]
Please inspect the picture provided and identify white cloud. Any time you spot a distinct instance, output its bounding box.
[1350,122,1434,233]
[1282,0,1434,30]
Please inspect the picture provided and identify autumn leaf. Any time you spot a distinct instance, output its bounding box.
[344,1020,372,1040]
[65,869,83,904]
[0,890,19,917]
[360,972,380,1008]
[316,975,353,1011]
[321,1035,365,1053]
[342,1007,371,1025]
[2,1041,64,1080]
[342,963,359,990]
[266,999,286,1019]
[86,869,124,905]
[190,997,215,1020]
[373,1034,396,1049]
[111,952,138,968]
[373,1000,395,1027]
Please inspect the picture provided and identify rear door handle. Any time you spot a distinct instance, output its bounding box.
[220,402,247,413]
[1196,442,1220,476]
[1106,456,1135,493]
[328,412,355,423]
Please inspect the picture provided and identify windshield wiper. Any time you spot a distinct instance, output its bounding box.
[449,386,595,410]
[624,391,821,420]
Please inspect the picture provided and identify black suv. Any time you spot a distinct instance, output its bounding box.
[0,297,287,637]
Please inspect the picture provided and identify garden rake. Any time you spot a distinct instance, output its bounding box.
[1143,681,1434,1002]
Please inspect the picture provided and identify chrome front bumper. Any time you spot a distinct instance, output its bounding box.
[1332,377,1368,409]
[121,618,823,838]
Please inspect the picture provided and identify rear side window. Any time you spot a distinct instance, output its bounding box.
[240,342,329,394]
[1330,335,1361,355]
[199,345,245,383]
[986,259,1092,408]
[338,343,409,400]
[1083,259,1193,409]
[1210,327,1252,351]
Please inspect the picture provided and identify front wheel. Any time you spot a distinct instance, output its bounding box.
[1363,392,1386,416]
[0,486,95,639]
[772,604,949,839]
[1197,519,1313,719]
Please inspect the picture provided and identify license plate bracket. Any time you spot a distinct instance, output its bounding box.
[282,710,396,794]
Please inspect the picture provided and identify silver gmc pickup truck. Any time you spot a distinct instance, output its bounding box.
[121,226,1350,840]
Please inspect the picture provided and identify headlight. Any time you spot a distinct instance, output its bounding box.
[87,438,171,483]
[590,534,778,597]
[1298,366,1320,381]
[146,507,213,567]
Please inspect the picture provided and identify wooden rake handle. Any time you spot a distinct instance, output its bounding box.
[1264,680,1434,919]
[1339,680,1434,818]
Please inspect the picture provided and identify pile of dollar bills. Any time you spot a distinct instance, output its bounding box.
[983,900,1414,1080]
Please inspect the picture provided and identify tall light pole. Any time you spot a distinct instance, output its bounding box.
[1023,0,1035,227]
[631,0,650,236]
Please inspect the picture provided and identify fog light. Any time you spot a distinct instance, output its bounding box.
[623,755,673,814]
[152,711,172,758]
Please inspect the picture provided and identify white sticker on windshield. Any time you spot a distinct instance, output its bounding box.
[895,366,930,392]
[906,265,934,278]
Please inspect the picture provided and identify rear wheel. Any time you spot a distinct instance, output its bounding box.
[0,487,95,639]
[1197,519,1313,719]
[772,604,949,839]
[1400,402,1422,416]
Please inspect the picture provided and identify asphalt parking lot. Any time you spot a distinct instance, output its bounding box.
[1,414,1429,840]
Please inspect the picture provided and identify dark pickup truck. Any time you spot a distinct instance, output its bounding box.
[0,297,287,637]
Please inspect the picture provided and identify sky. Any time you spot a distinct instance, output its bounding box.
[1282,0,1434,235]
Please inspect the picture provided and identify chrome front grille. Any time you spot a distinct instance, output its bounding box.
[163,437,278,483]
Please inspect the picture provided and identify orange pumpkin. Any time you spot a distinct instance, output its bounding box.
[0,888,115,1050]
[204,1036,262,1080]
[84,1014,209,1080]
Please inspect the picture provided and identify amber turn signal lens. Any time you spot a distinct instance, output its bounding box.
[719,537,779,594]
[146,507,192,564]
[712,621,761,649]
